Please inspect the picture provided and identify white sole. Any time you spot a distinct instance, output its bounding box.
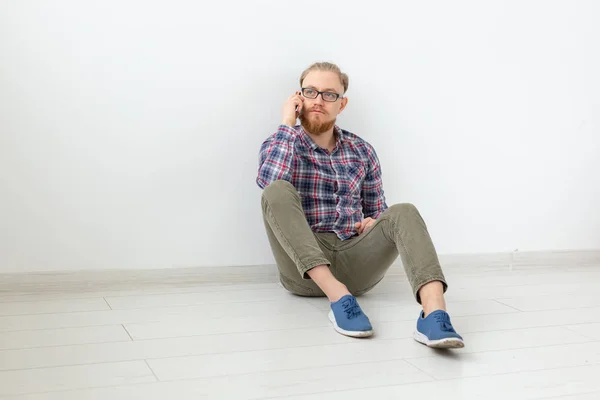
[413,330,465,348]
[328,310,374,338]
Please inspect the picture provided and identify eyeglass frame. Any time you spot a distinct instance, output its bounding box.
[300,87,344,102]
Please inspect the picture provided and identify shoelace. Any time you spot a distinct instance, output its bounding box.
[433,312,456,332]
[340,297,363,319]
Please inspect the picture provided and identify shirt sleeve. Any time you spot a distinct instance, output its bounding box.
[256,125,298,189]
[362,144,388,218]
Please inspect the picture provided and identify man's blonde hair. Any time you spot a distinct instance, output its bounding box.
[299,62,349,94]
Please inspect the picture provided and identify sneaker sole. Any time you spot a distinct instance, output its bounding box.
[413,330,464,348]
[328,310,374,338]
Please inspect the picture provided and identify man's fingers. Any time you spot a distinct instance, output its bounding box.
[356,218,377,235]
[365,220,375,232]
[292,96,303,110]
[361,218,375,234]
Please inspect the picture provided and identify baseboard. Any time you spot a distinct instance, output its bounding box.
[1,249,599,294]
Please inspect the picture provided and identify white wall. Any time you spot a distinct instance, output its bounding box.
[1,0,598,273]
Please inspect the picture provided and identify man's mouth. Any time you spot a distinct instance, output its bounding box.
[311,109,324,114]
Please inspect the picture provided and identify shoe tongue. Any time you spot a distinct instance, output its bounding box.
[331,294,353,305]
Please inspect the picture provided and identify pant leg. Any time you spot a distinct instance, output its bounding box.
[261,180,332,296]
[336,203,447,303]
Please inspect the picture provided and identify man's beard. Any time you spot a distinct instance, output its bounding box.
[299,113,336,135]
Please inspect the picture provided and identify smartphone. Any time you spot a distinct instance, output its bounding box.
[295,90,301,114]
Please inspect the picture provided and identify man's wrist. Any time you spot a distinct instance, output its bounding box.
[281,119,297,127]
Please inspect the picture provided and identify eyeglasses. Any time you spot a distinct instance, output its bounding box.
[301,88,343,102]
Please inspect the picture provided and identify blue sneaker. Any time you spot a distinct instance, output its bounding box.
[414,310,464,348]
[328,295,374,338]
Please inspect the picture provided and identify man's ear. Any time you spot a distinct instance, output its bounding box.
[339,96,348,113]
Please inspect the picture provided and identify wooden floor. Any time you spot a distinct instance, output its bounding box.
[1,258,600,399]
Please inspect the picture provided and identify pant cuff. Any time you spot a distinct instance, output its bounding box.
[413,276,448,304]
[298,259,331,279]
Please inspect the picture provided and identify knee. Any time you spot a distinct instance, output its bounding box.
[261,180,299,209]
[384,203,423,224]
[387,202,420,218]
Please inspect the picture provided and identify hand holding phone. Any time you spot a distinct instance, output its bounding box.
[282,91,304,126]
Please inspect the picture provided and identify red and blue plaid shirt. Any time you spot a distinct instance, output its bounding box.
[257,124,387,240]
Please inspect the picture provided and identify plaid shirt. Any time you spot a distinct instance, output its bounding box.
[256,124,387,240]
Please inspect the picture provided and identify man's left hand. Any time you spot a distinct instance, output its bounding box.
[354,217,376,235]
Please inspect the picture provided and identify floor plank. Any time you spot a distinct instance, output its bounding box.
[405,341,600,380]
[0,324,592,372]
[9,363,600,400]
[0,283,281,303]
[0,325,130,350]
[0,297,319,332]
[104,287,287,309]
[0,361,155,397]
[2,360,431,400]
[0,298,110,316]
[266,364,600,400]
[564,323,600,340]
[540,393,600,400]
[495,293,600,312]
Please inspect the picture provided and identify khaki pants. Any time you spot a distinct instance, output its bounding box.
[261,180,448,303]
